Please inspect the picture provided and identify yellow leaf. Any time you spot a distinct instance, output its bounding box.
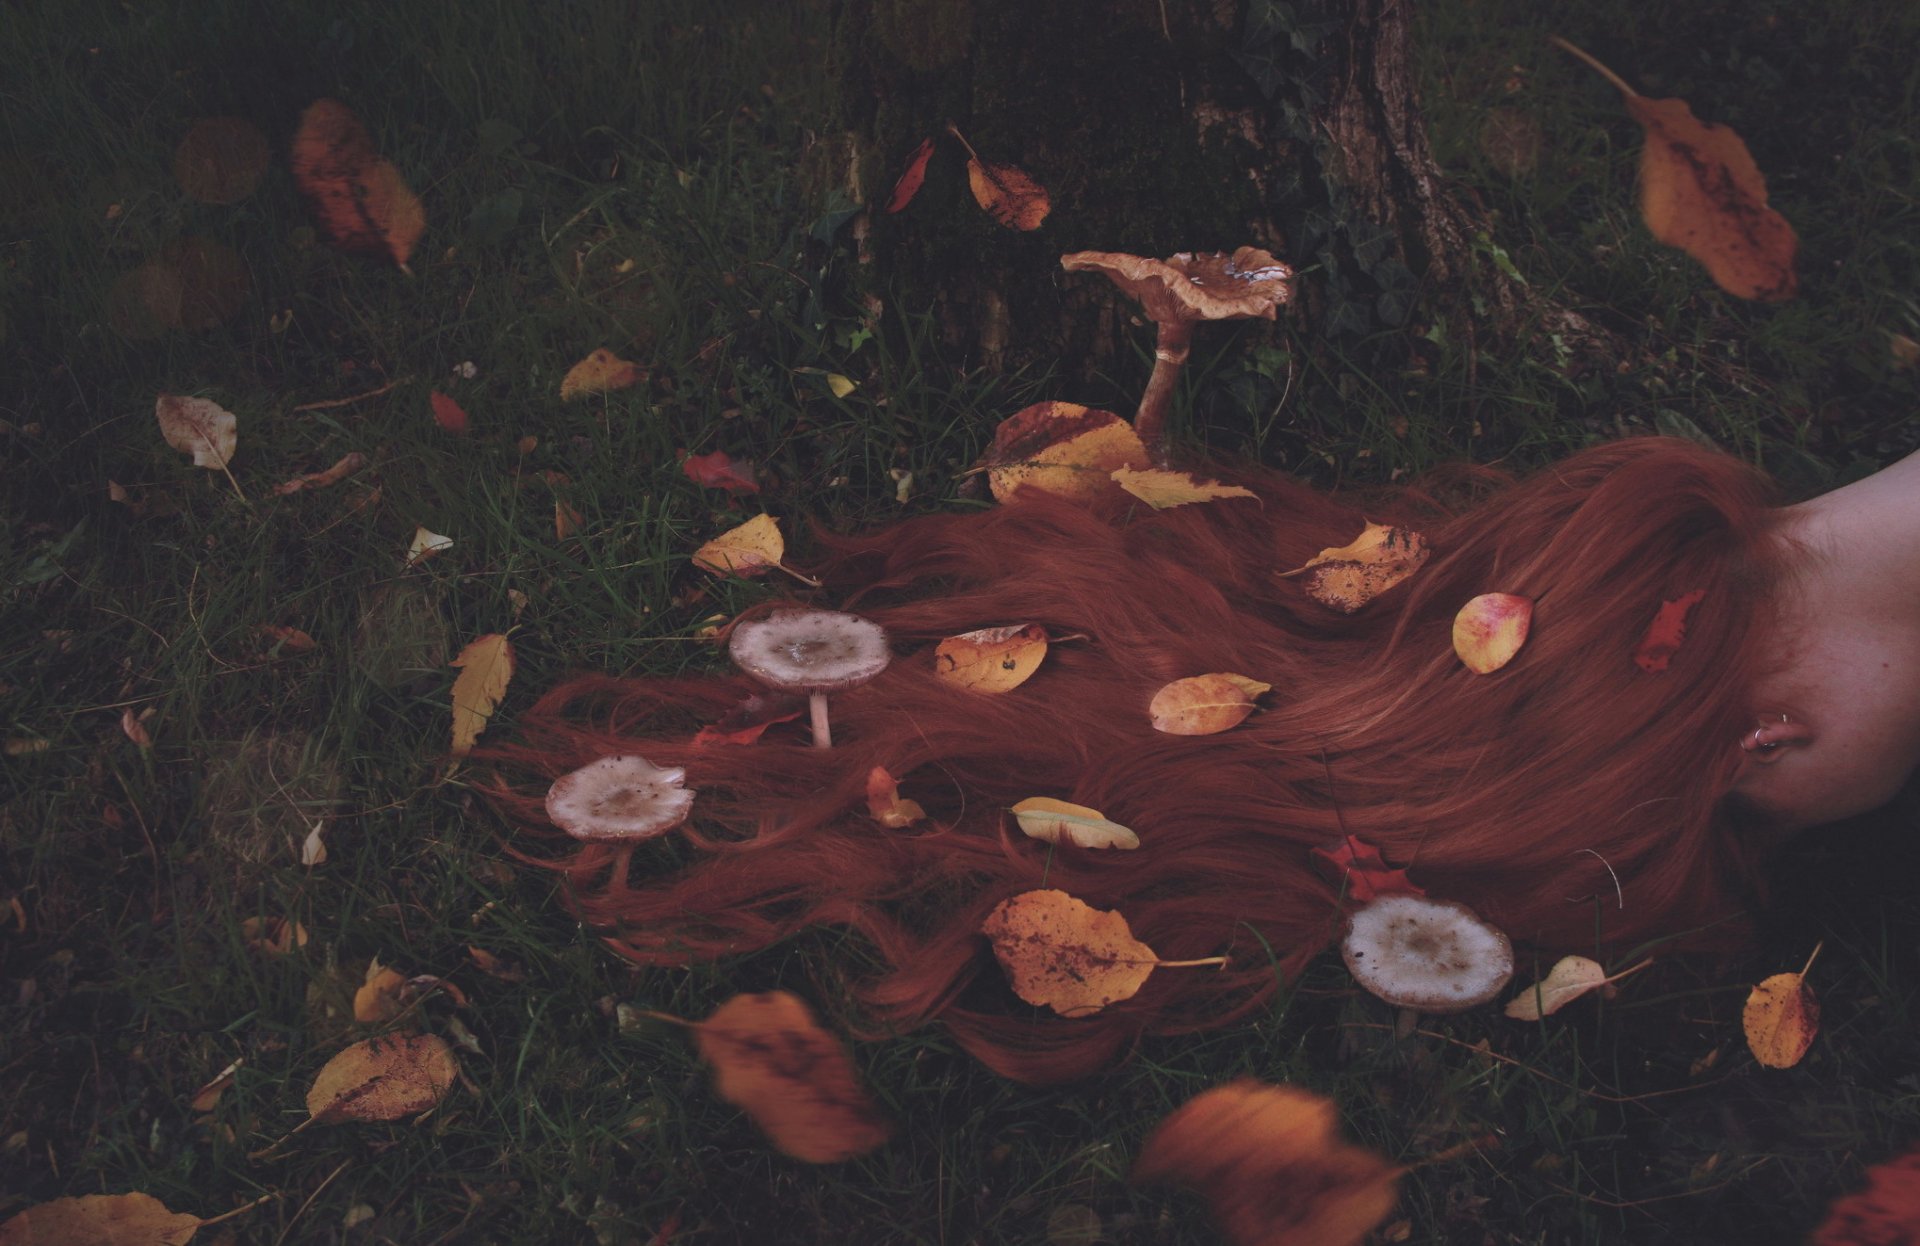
[1134,1080,1401,1246]
[1010,797,1139,850]
[826,372,856,398]
[1745,948,1822,1069]
[1110,466,1257,510]
[1148,673,1270,736]
[933,624,1049,693]
[1452,593,1533,675]
[1504,955,1609,1020]
[981,889,1166,1016]
[947,124,1050,231]
[353,958,410,1023]
[982,402,1151,505]
[559,348,645,400]
[692,513,785,578]
[690,991,892,1163]
[866,766,927,828]
[1278,520,1430,613]
[305,1033,458,1124]
[0,1192,201,1246]
[449,633,514,757]
[155,394,237,469]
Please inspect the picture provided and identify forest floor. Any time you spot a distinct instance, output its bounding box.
[3,0,1918,1242]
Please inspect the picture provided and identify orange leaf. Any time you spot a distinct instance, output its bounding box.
[1110,466,1258,510]
[174,116,270,205]
[947,125,1050,230]
[291,99,426,270]
[449,633,514,758]
[1278,521,1430,613]
[1309,836,1424,903]
[865,766,927,828]
[981,889,1160,1017]
[884,136,935,214]
[353,959,410,1024]
[1133,1080,1401,1246]
[692,514,785,578]
[1744,946,1822,1069]
[933,624,1049,693]
[240,916,309,956]
[1148,673,1270,736]
[690,991,892,1163]
[1812,1143,1920,1245]
[1452,592,1532,675]
[0,1192,202,1246]
[559,348,645,400]
[1633,587,1706,673]
[305,1033,458,1124]
[429,390,469,433]
[982,402,1151,504]
[680,449,759,494]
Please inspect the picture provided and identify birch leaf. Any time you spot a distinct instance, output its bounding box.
[155,394,236,469]
[692,514,785,578]
[449,633,514,757]
[1148,673,1270,735]
[1745,946,1822,1069]
[982,402,1150,504]
[406,527,453,567]
[1504,955,1609,1020]
[305,1033,457,1124]
[933,624,1048,694]
[559,348,645,400]
[1011,797,1139,850]
[0,1192,202,1246]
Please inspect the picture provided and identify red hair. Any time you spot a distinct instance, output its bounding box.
[479,437,1796,1083]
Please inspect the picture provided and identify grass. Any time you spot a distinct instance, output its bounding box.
[2,0,1918,1242]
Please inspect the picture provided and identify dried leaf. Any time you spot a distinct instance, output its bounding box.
[155,394,237,470]
[188,1058,242,1114]
[258,625,318,653]
[681,450,759,494]
[466,946,525,982]
[428,390,469,433]
[1452,593,1533,675]
[1633,588,1705,673]
[1134,1080,1401,1246]
[119,708,153,750]
[1010,797,1139,851]
[1110,467,1258,510]
[300,820,327,867]
[690,991,891,1163]
[291,99,426,270]
[1745,954,1821,1070]
[1278,521,1430,613]
[0,1192,202,1246]
[449,633,514,758]
[406,527,453,567]
[982,402,1151,504]
[884,136,935,213]
[1811,1143,1920,1245]
[305,1033,458,1124]
[554,499,584,541]
[933,624,1048,694]
[272,451,368,496]
[692,514,785,578]
[1309,836,1424,903]
[825,372,857,399]
[174,116,270,204]
[560,348,645,400]
[946,125,1050,230]
[980,889,1156,1017]
[1148,673,1270,736]
[240,916,308,956]
[1504,955,1609,1020]
[866,766,927,829]
[353,959,409,1024]
[691,692,807,746]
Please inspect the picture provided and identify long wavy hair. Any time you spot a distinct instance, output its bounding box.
[479,436,1797,1083]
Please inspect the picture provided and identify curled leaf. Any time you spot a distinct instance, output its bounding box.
[1452,593,1532,675]
[1504,955,1609,1020]
[1011,797,1139,851]
[305,1033,458,1124]
[866,766,927,828]
[934,624,1048,694]
[291,99,426,270]
[1148,673,1270,736]
[406,527,453,567]
[982,402,1151,504]
[353,959,409,1024]
[273,451,368,496]
[1279,521,1429,613]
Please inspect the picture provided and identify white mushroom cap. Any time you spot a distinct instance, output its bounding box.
[545,755,694,841]
[727,609,891,693]
[1340,895,1514,1013]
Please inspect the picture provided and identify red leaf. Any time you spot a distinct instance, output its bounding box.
[681,449,759,495]
[1310,835,1424,902]
[1633,588,1706,674]
[884,137,935,214]
[429,390,469,433]
[692,692,806,746]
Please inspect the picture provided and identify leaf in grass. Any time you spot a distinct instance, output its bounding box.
[406,527,453,567]
[305,1033,457,1124]
[272,451,368,496]
[1504,955,1611,1020]
[449,633,514,758]
[1452,593,1532,675]
[946,125,1049,230]
[428,390,469,433]
[1110,467,1258,510]
[1633,588,1705,673]
[1277,521,1430,613]
[1745,946,1822,1069]
[559,348,645,400]
[1133,1080,1401,1246]
[1010,797,1139,850]
[1148,673,1270,736]
[866,766,927,829]
[155,394,236,470]
[0,1192,202,1246]
[981,889,1161,1016]
[291,99,426,270]
[934,624,1048,694]
[1309,835,1424,902]
[241,916,309,956]
[258,625,318,652]
[982,402,1151,505]
[119,708,153,750]
[689,991,892,1163]
[353,958,410,1024]
[884,136,935,213]
[681,449,759,494]
[692,514,785,578]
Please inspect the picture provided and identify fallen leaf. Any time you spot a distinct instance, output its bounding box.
[554,497,584,541]
[188,1058,243,1114]
[982,402,1151,504]
[1148,673,1270,736]
[1010,797,1139,851]
[947,125,1049,230]
[1504,955,1609,1020]
[155,394,237,470]
[1452,593,1532,675]
[258,625,318,652]
[1892,333,1920,373]
[174,116,271,204]
[305,1033,458,1124]
[1554,39,1796,300]
[689,991,892,1163]
[866,766,927,828]
[428,390,469,433]
[272,451,368,496]
[0,1192,202,1246]
[354,959,409,1024]
[1110,466,1258,510]
[1309,836,1424,902]
[119,708,153,750]
[1633,588,1706,673]
[825,372,857,398]
[300,820,327,867]
[241,916,309,956]
[681,449,759,494]
[449,633,514,757]
[1133,1080,1401,1246]
[1811,1143,1920,1245]
[466,946,525,982]
[1278,521,1430,613]
[560,348,645,400]
[1745,944,1822,1069]
[406,527,453,567]
[884,136,935,213]
[291,99,426,270]
[692,692,807,746]
[692,514,785,578]
[981,889,1208,1017]
[933,624,1049,693]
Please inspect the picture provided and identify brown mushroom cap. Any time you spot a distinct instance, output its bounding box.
[545,755,694,841]
[1059,247,1295,325]
[1340,894,1515,1013]
[727,609,891,693]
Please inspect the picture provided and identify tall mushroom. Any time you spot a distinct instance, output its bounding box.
[1341,894,1514,1022]
[1060,247,1295,461]
[727,609,891,749]
[545,754,695,889]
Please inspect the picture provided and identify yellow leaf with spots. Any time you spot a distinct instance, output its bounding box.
[559,348,645,400]
[934,624,1048,693]
[1110,467,1257,510]
[981,890,1223,1017]
[1278,521,1430,613]
[449,633,514,758]
[305,1033,458,1124]
[693,514,784,578]
[1148,673,1270,735]
[982,402,1150,505]
[1745,944,1822,1069]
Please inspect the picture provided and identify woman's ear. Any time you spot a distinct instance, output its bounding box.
[1739,714,1815,766]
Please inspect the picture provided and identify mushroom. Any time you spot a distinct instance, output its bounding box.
[727,608,891,749]
[1340,894,1514,1019]
[1060,247,1294,460]
[545,755,694,841]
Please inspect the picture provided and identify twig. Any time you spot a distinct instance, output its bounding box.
[291,379,405,412]
[198,1190,279,1229]
[1548,36,1640,98]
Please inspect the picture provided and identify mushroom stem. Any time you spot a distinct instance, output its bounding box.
[808,691,833,749]
[1134,319,1193,464]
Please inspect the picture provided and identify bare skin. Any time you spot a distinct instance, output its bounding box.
[1734,446,1920,833]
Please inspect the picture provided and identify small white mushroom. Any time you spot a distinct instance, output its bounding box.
[727,608,891,749]
[545,755,694,841]
[1340,894,1514,1014]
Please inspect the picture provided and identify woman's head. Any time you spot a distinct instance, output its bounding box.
[482,436,1802,1082]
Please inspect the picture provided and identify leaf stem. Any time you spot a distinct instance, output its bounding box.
[942,122,980,163]
[1548,35,1639,98]
[1799,940,1824,978]
[1154,955,1229,970]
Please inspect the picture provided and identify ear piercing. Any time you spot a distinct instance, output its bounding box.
[1741,713,1808,757]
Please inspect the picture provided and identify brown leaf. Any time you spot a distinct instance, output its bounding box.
[948,125,1049,230]
[449,633,515,758]
[1278,521,1430,613]
[884,136,935,214]
[0,1192,201,1245]
[933,624,1049,694]
[1133,1080,1401,1246]
[690,991,892,1163]
[290,99,426,270]
[1148,673,1270,736]
[980,889,1157,1017]
[866,766,927,828]
[119,708,153,750]
[305,1033,458,1124]
[1745,947,1822,1069]
[429,390,469,433]
[174,117,270,205]
[353,959,409,1024]
[982,402,1151,504]
[257,625,318,653]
